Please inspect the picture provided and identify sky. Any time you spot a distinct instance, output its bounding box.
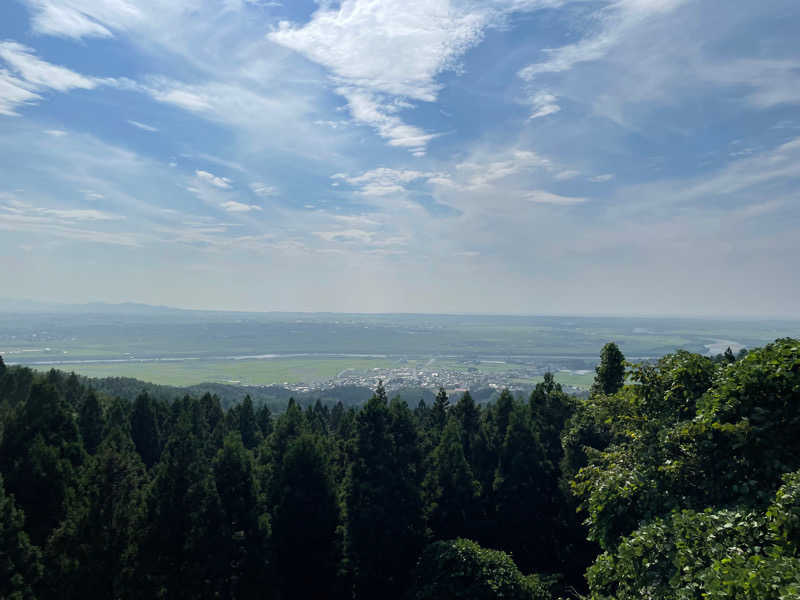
[1,0,799,317]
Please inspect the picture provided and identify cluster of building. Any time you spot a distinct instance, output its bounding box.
[284,360,591,396]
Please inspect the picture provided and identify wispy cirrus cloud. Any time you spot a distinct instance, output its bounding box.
[519,0,688,80]
[19,0,142,40]
[0,41,97,91]
[0,42,97,115]
[528,91,560,119]
[250,182,277,197]
[195,169,232,189]
[127,119,158,132]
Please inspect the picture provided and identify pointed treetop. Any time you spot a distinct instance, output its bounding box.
[374,380,388,404]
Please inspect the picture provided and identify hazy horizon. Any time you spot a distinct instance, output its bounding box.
[2,295,800,322]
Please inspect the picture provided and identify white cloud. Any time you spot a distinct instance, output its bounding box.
[250,182,277,197]
[221,200,262,212]
[555,169,580,180]
[44,129,68,137]
[0,41,97,92]
[127,119,158,132]
[337,87,439,155]
[0,69,41,116]
[528,91,560,119]
[314,229,374,244]
[24,0,114,39]
[333,167,430,196]
[269,0,557,154]
[151,88,212,112]
[519,0,687,80]
[589,173,615,182]
[0,42,101,115]
[195,170,232,189]
[457,150,553,188]
[525,190,586,204]
[269,1,487,101]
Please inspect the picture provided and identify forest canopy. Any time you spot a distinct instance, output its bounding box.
[1,339,799,599]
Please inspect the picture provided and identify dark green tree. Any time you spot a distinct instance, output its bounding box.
[130,392,161,469]
[142,406,226,598]
[0,474,43,600]
[270,433,339,599]
[493,405,555,572]
[79,390,106,455]
[529,373,572,470]
[591,342,626,396]
[64,371,83,409]
[344,386,424,600]
[451,390,480,460]
[430,387,450,434]
[213,433,269,598]
[0,382,85,545]
[239,394,260,450]
[46,430,147,599]
[424,417,480,540]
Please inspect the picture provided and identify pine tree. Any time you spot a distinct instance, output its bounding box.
[64,372,83,409]
[452,390,480,462]
[213,433,268,599]
[271,433,339,599]
[424,417,480,540]
[256,403,273,438]
[142,406,226,598]
[493,405,556,572]
[79,390,106,455]
[0,474,43,600]
[239,395,260,450]
[344,386,424,600]
[46,431,147,599]
[591,342,626,396]
[130,392,161,469]
[0,382,85,545]
[430,387,450,434]
[529,373,572,469]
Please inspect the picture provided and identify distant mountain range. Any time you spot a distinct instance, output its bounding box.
[0,298,189,315]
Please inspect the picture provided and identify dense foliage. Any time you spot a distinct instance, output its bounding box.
[0,338,798,598]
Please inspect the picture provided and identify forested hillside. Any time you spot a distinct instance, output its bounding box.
[1,339,799,599]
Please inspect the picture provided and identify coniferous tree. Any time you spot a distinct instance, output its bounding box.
[46,429,147,600]
[430,387,450,434]
[591,342,626,396]
[452,390,480,462]
[271,433,339,599]
[213,433,268,599]
[239,394,260,450]
[0,354,6,377]
[0,382,85,546]
[493,404,554,572]
[529,373,572,471]
[142,404,226,598]
[256,402,273,438]
[79,390,106,455]
[424,417,480,540]
[64,372,83,409]
[0,474,43,600]
[344,386,424,600]
[130,392,161,469]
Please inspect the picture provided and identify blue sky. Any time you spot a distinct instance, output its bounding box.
[1,0,799,316]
